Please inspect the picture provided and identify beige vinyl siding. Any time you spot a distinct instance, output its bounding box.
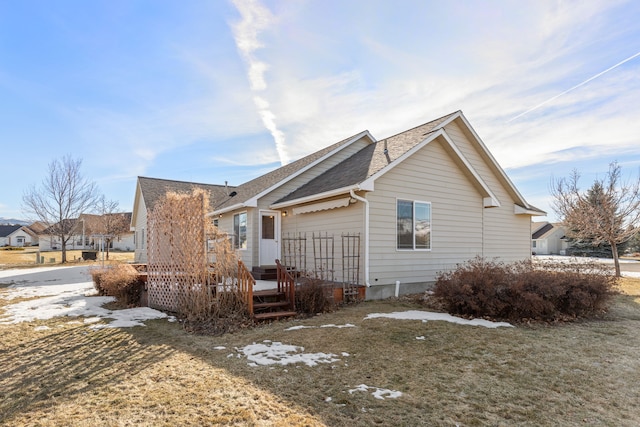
[367,137,483,285]
[133,195,148,263]
[444,120,532,261]
[281,201,364,283]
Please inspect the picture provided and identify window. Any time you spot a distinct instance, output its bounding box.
[234,212,247,250]
[261,215,275,240]
[397,199,431,250]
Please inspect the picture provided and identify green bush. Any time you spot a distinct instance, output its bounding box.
[433,257,617,322]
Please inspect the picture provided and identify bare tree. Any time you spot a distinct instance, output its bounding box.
[95,196,130,260]
[551,162,640,276]
[22,156,100,263]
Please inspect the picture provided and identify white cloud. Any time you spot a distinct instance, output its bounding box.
[231,0,290,165]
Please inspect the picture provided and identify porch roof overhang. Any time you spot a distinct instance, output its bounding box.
[270,184,363,210]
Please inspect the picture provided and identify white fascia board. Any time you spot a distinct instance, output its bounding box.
[515,205,547,216]
[455,113,531,208]
[270,185,360,210]
[246,130,376,207]
[209,202,246,216]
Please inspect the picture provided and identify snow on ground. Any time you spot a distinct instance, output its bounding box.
[235,340,342,367]
[0,265,171,328]
[534,255,640,278]
[348,384,403,400]
[365,310,513,328]
[285,323,356,331]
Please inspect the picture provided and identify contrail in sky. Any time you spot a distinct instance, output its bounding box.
[231,0,290,165]
[508,50,640,123]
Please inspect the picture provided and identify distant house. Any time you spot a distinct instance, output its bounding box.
[531,222,568,255]
[131,111,545,298]
[6,225,39,247]
[38,213,134,252]
[0,225,22,246]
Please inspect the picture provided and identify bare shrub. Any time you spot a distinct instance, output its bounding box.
[90,264,143,306]
[434,256,617,322]
[295,277,334,315]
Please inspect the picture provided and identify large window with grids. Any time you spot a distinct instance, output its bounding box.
[397,199,431,250]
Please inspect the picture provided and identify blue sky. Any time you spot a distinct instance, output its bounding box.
[1,0,640,222]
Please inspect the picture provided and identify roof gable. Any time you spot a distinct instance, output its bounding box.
[272,111,543,215]
[212,131,374,213]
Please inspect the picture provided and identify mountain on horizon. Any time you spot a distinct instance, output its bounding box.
[0,217,30,226]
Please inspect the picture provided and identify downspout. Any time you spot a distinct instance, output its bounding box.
[350,189,371,287]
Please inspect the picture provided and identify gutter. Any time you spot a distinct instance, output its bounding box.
[350,189,371,287]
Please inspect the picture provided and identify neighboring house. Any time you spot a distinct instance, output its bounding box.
[38,213,135,252]
[6,225,39,247]
[531,222,568,255]
[131,111,545,298]
[0,225,22,246]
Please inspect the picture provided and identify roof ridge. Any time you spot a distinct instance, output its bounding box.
[377,110,460,142]
[138,176,232,188]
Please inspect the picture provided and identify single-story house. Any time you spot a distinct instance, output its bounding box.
[0,225,23,246]
[39,213,134,252]
[5,225,39,247]
[531,222,568,255]
[131,110,545,298]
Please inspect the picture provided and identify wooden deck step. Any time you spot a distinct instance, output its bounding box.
[253,290,285,298]
[254,301,290,310]
[253,311,297,321]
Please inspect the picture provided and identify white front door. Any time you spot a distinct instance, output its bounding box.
[259,210,280,265]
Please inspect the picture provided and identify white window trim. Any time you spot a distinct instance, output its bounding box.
[233,211,248,251]
[396,198,432,251]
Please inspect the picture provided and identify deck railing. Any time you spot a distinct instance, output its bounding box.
[275,259,295,311]
[237,260,255,315]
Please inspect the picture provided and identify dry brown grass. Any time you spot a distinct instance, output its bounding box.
[1,279,640,426]
[0,248,134,268]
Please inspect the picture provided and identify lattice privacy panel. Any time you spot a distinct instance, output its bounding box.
[146,191,210,312]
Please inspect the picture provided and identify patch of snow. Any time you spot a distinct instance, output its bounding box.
[0,265,169,329]
[341,352,350,357]
[320,323,356,328]
[416,336,425,340]
[284,325,312,331]
[236,341,340,367]
[324,396,332,402]
[364,310,513,328]
[348,384,402,400]
[34,325,50,331]
[285,323,356,331]
[213,346,227,350]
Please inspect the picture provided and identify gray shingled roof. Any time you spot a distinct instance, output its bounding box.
[138,177,233,210]
[275,111,459,204]
[213,132,365,210]
[0,224,22,238]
